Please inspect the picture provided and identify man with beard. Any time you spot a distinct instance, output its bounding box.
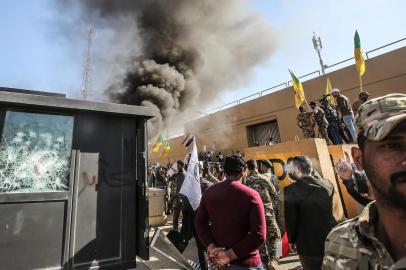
[323,93,406,270]
[284,155,337,270]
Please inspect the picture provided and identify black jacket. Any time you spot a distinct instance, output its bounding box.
[284,176,338,257]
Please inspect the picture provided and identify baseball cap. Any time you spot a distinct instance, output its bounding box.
[356,93,406,141]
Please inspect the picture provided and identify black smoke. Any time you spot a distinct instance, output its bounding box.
[64,0,277,137]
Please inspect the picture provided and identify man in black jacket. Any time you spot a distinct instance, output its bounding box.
[284,155,337,270]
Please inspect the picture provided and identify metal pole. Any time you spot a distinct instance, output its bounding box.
[312,32,326,75]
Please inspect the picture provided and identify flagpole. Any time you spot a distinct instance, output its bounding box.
[359,74,363,92]
[302,92,310,110]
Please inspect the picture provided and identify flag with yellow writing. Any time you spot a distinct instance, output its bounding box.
[151,134,163,153]
[354,30,366,76]
[326,78,335,105]
[289,70,305,109]
[161,142,171,157]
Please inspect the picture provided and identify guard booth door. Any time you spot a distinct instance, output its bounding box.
[67,113,149,269]
[0,109,150,269]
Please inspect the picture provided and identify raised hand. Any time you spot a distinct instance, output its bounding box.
[335,153,353,180]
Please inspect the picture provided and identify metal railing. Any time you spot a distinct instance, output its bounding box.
[203,37,406,115]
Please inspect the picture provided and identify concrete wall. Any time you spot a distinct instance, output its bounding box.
[150,46,406,164]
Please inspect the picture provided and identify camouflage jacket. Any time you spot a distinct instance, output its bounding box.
[323,202,406,270]
[263,171,281,227]
[263,172,280,202]
[245,172,276,217]
[313,107,329,128]
[297,112,316,131]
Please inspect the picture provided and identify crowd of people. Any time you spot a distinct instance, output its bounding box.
[297,89,371,144]
[151,93,405,270]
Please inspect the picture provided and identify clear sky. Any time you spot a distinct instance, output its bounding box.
[1,0,406,109]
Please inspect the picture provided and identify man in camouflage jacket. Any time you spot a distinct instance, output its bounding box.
[297,106,316,138]
[258,159,282,232]
[246,159,281,270]
[310,101,331,144]
[323,94,406,270]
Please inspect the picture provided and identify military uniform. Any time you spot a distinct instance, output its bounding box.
[323,202,406,270]
[297,112,316,138]
[313,106,331,144]
[246,172,281,270]
[263,171,282,232]
[323,94,406,270]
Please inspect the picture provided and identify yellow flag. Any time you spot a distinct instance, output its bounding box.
[151,134,164,153]
[326,78,335,105]
[289,70,305,109]
[354,30,366,76]
[160,142,171,157]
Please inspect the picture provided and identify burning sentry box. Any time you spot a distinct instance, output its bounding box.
[0,88,155,270]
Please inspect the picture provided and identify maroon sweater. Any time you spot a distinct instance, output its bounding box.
[195,179,266,267]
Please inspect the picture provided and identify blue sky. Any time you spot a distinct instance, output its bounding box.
[1,0,406,109]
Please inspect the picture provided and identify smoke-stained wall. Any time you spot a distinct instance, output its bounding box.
[149,46,406,163]
[63,0,278,137]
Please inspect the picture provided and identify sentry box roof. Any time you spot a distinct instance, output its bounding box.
[0,87,157,118]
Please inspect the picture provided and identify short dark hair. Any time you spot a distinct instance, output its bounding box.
[224,155,246,177]
[246,159,257,170]
[291,155,312,175]
[177,160,185,166]
[309,101,317,107]
[299,106,305,112]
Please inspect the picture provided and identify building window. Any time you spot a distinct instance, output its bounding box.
[247,120,281,147]
[0,111,74,193]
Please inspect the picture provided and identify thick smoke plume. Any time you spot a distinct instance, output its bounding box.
[71,0,277,137]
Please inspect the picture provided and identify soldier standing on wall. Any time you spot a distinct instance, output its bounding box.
[245,159,281,270]
[320,95,343,145]
[297,106,316,139]
[309,101,331,144]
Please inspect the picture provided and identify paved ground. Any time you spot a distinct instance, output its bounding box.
[136,216,302,270]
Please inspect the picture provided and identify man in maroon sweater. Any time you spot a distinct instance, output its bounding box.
[195,155,266,270]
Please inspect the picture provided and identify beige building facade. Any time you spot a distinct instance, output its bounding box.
[150,45,406,163]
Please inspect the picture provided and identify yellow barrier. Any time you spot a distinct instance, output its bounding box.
[244,138,349,222]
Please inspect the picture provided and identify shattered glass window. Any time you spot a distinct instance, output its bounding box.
[0,111,74,193]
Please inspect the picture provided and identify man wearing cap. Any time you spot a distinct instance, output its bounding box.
[331,88,357,142]
[352,91,370,115]
[322,94,406,270]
